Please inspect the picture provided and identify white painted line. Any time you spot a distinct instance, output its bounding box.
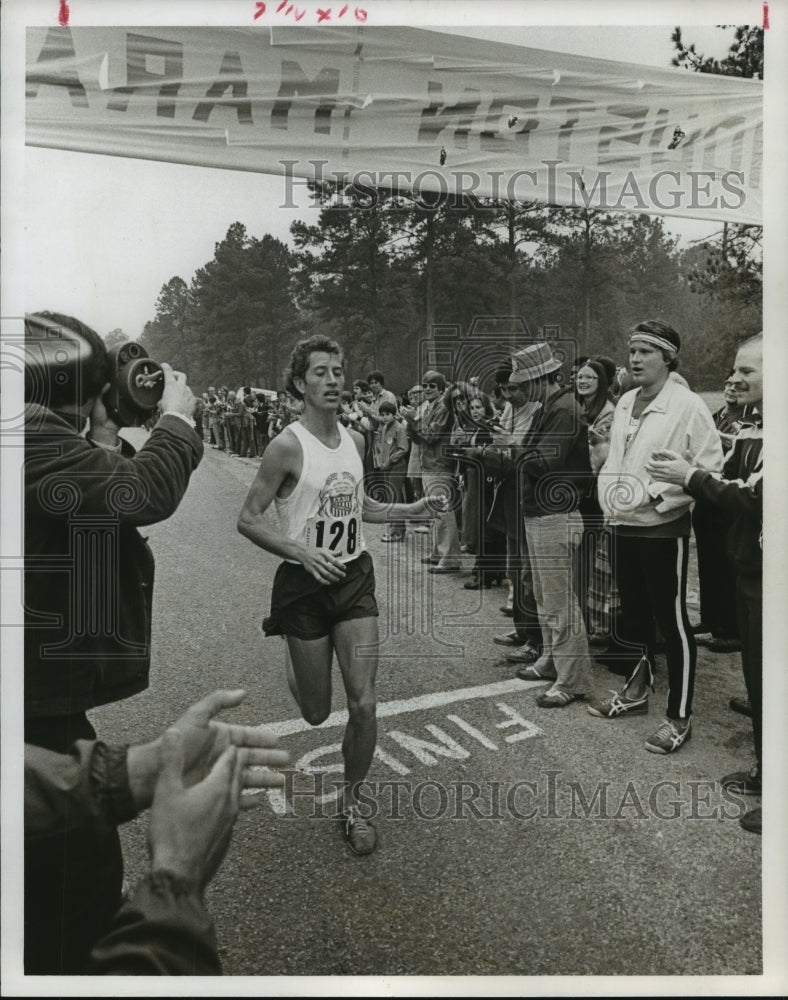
[259,677,544,737]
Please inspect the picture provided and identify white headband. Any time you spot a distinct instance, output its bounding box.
[629,332,678,355]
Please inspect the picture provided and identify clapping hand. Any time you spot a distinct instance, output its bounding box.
[127,689,289,810]
[645,449,692,487]
[148,729,244,891]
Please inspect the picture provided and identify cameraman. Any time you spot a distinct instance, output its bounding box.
[24,311,203,972]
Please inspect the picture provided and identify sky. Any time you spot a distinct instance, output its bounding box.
[18,17,744,339]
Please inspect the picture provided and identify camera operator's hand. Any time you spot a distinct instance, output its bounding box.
[87,382,122,447]
[159,363,196,421]
[148,729,244,892]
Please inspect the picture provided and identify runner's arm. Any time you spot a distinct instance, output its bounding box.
[237,433,346,582]
[345,427,432,523]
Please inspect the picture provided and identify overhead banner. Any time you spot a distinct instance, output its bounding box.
[26,25,763,224]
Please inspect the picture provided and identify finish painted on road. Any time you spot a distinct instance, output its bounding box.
[259,678,546,813]
[260,677,544,736]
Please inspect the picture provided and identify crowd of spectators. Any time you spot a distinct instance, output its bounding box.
[196,386,304,457]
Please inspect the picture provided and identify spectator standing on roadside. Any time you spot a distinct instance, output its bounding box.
[646,333,763,832]
[486,362,542,662]
[503,343,594,706]
[237,386,257,458]
[358,370,398,429]
[690,373,752,653]
[403,384,430,533]
[588,320,723,755]
[401,370,462,574]
[254,393,271,455]
[574,359,618,645]
[372,399,409,542]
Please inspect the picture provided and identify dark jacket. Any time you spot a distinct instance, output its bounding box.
[686,418,763,578]
[25,740,220,974]
[519,387,590,516]
[24,404,203,716]
[482,388,590,525]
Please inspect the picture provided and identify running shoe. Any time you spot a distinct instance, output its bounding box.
[739,806,762,834]
[644,717,692,754]
[587,690,649,718]
[342,806,377,856]
[720,766,761,795]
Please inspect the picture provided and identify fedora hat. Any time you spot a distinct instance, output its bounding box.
[509,343,563,382]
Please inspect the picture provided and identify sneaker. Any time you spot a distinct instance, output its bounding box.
[720,766,761,795]
[728,696,753,718]
[499,605,514,617]
[342,806,377,855]
[587,689,649,718]
[705,637,742,653]
[644,717,692,755]
[536,687,585,708]
[505,643,540,664]
[739,806,762,834]
[493,631,522,647]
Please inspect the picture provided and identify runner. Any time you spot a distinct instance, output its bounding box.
[237,335,435,855]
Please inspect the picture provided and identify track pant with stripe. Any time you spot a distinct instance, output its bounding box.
[610,531,696,720]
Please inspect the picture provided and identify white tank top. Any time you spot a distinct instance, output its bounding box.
[276,420,366,564]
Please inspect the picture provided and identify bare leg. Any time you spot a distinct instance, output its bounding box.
[331,616,379,813]
[285,634,334,726]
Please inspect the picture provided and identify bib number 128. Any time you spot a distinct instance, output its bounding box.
[314,517,358,556]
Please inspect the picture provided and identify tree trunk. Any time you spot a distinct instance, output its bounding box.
[581,212,592,355]
[508,204,517,317]
[424,213,435,334]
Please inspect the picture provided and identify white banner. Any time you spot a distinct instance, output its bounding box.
[26,25,763,223]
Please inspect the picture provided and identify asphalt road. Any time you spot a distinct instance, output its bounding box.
[93,439,762,982]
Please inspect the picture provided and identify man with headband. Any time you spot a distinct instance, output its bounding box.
[588,321,723,754]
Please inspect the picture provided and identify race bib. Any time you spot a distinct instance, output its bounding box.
[304,512,362,561]
[303,471,364,561]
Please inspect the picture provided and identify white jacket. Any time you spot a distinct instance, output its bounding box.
[598,379,723,528]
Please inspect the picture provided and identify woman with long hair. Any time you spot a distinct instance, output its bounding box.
[574,359,618,646]
[450,384,506,589]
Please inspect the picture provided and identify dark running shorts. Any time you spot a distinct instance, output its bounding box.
[263,550,378,640]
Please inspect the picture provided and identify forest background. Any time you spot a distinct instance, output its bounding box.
[125,26,763,394]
